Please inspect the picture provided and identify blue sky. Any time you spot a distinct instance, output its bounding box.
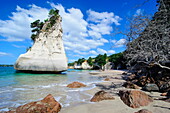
[0,0,157,64]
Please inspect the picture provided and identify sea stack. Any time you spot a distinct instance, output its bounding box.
[14,15,68,73]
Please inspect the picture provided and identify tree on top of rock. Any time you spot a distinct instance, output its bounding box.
[30,9,60,42]
[49,9,59,17]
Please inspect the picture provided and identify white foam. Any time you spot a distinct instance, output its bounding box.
[54,96,62,102]
[63,103,70,107]
[0,108,9,111]
[13,88,27,91]
[58,83,67,87]
[36,83,59,89]
[66,84,96,92]
[0,87,28,94]
[0,90,10,93]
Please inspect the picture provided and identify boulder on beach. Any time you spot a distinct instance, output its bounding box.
[122,81,140,89]
[135,109,152,113]
[159,81,170,92]
[127,74,136,81]
[14,16,67,73]
[119,90,153,108]
[160,92,167,96]
[67,81,86,88]
[163,90,170,103]
[142,83,159,92]
[90,91,115,102]
[6,94,61,113]
[104,78,110,81]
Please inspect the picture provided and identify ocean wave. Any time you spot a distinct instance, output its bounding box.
[0,108,9,112]
[66,84,96,92]
[0,87,29,94]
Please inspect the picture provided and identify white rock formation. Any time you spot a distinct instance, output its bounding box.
[81,61,92,69]
[74,61,92,70]
[103,62,114,70]
[14,16,68,73]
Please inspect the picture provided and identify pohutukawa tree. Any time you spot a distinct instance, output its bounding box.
[30,9,60,42]
[124,0,170,92]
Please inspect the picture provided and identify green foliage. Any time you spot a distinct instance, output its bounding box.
[31,20,40,28]
[68,52,127,69]
[31,28,39,33]
[77,58,85,65]
[95,54,107,68]
[30,20,44,42]
[0,64,13,67]
[108,52,126,69]
[44,19,48,22]
[30,8,60,41]
[49,16,57,27]
[87,57,93,66]
[26,46,31,52]
[45,9,60,31]
[49,9,59,17]
[109,53,123,63]
[37,22,44,30]
[31,20,44,33]
[68,62,75,66]
[30,34,37,41]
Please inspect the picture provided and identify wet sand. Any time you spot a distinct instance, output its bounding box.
[60,70,170,113]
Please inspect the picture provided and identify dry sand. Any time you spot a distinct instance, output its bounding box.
[60,70,170,113]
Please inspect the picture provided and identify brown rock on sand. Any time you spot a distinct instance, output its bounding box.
[67,81,86,88]
[119,90,153,108]
[90,91,115,102]
[104,78,110,81]
[127,74,136,81]
[5,94,61,113]
[122,81,140,89]
[135,109,152,113]
[160,92,167,96]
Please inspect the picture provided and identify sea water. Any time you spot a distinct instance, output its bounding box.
[0,67,102,111]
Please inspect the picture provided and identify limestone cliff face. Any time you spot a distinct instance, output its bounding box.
[14,17,68,72]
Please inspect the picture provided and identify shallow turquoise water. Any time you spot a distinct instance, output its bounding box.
[0,67,101,111]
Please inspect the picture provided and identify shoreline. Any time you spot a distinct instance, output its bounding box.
[60,70,170,113]
[0,69,169,113]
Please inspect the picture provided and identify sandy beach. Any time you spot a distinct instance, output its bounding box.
[60,70,170,113]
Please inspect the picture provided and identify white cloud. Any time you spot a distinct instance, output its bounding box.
[115,39,126,47]
[50,4,114,52]
[0,3,121,59]
[12,44,26,48]
[87,9,121,25]
[134,9,143,16]
[0,5,49,41]
[95,48,115,55]
[73,55,84,58]
[87,9,122,38]
[89,50,98,55]
[108,50,116,54]
[111,39,117,43]
[0,52,11,56]
[111,38,126,48]
[97,48,107,54]
[73,50,88,55]
[68,59,77,63]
